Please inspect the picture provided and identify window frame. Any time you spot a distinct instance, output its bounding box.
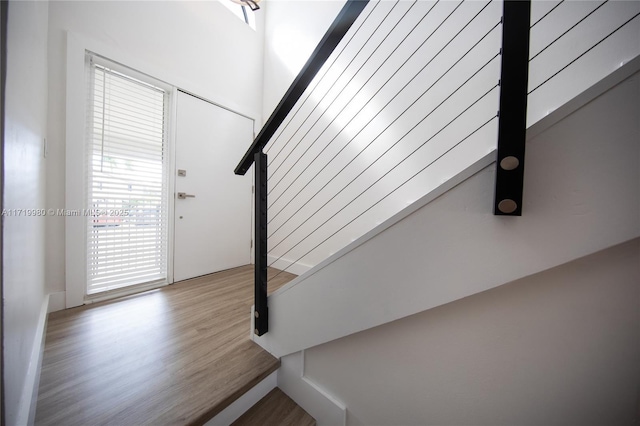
[219,0,257,30]
[84,53,173,297]
[66,33,177,307]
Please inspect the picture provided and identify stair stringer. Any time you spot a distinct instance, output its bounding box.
[254,57,640,359]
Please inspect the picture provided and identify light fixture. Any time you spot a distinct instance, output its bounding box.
[231,0,260,11]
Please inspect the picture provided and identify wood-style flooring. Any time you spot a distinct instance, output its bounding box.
[231,388,315,426]
[35,266,296,426]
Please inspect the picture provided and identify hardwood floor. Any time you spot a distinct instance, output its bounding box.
[231,388,316,426]
[35,266,296,426]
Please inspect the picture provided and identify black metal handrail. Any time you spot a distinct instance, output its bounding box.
[237,0,370,336]
[239,0,533,336]
[238,0,640,337]
[235,0,370,176]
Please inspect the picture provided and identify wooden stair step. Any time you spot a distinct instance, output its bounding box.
[231,388,316,426]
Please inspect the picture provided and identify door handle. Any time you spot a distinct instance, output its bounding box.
[177,192,196,199]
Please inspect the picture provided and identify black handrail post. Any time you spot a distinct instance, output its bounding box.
[254,151,268,336]
[494,0,531,216]
[238,0,369,337]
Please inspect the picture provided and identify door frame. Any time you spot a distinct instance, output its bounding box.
[171,89,256,283]
[64,33,257,307]
[66,45,177,305]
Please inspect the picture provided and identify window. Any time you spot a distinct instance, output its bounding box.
[219,0,257,30]
[85,54,171,294]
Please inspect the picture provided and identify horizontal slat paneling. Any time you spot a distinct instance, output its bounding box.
[86,57,169,294]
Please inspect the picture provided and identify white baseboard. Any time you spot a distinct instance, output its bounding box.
[204,371,277,426]
[47,291,66,313]
[267,255,311,276]
[16,294,49,426]
[278,351,346,426]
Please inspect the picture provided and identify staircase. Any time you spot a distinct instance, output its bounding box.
[35,0,640,424]
[234,0,639,424]
[238,0,640,342]
[257,57,640,425]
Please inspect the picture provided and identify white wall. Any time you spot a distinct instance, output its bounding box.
[256,61,640,357]
[268,0,503,272]
[261,0,640,274]
[300,238,640,426]
[3,0,49,423]
[46,1,266,300]
[1,3,6,423]
[528,0,640,125]
[261,0,345,118]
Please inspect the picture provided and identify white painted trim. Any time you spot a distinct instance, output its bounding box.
[65,32,88,308]
[278,351,347,426]
[84,281,169,305]
[267,254,312,276]
[255,62,640,358]
[167,86,178,285]
[255,306,348,425]
[300,350,347,426]
[47,291,66,313]
[204,371,277,426]
[265,151,496,299]
[267,54,640,301]
[16,295,49,426]
[299,377,347,426]
[527,54,640,140]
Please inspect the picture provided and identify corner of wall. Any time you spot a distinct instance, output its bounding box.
[4,0,50,423]
[278,350,346,426]
[47,291,65,313]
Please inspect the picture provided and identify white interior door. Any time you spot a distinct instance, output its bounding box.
[174,91,253,282]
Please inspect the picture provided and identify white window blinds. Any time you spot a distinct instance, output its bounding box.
[86,55,170,294]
